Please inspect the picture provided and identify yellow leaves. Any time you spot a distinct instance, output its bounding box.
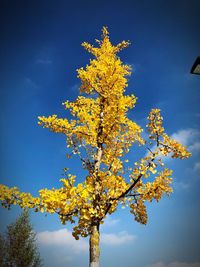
[63,96,100,147]
[136,168,173,203]
[81,189,89,198]
[40,207,45,213]
[130,158,149,180]
[147,108,164,137]
[115,40,131,53]
[147,109,191,160]
[81,42,96,55]
[82,211,91,220]
[38,115,75,135]
[162,134,192,159]
[130,199,147,225]
[102,26,109,37]
[125,119,145,145]
[76,183,89,198]
[100,173,128,199]
[0,28,192,240]
[77,26,131,97]
[149,165,157,174]
[69,187,76,195]
[38,28,145,158]
[0,184,40,210]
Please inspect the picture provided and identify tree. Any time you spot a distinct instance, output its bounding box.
[0,209,43,267]
[0,234,6,267]
[0,27,191,267]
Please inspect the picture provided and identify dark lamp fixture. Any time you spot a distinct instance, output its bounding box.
[190,56,200,75]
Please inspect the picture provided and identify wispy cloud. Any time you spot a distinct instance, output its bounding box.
[173,181,190,190]
[36,59,52,65]
[17,77,40,101]
[130,62,142,73]
[101,231,136,246]
[37,227,136,250]
[194,162,200,172]
[189,142,200,153]
[101,216,119,227]
[171,129,200,148]
[146,261,200,267]
[37,229,88,253]
[101,217,136,246]
[69,83,80,92]
[34,47,56,65]
[23,77,39,90]
[171,129,200,156]
[48,253,72,265]
[195,113,200,118]
[147,128,200,159]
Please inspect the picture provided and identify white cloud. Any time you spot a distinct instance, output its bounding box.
[194,162,200,172]
[147,128,200,159]
[101,216,119,227]
[146,262,200,267]
[171,129,198,146]
[189,142,200,153]
[37,227,136,253]
[37,229,88,253]
[50,253,72,264]
[101,231,136,246]
[174,181,190,190]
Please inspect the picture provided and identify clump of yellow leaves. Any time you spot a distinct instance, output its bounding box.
[0,27,191,238]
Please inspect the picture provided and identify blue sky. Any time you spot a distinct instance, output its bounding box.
[0,0,200,267]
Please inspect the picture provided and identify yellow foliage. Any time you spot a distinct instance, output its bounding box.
[0,27,191,238]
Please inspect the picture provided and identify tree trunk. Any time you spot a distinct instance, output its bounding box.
[89,224,100,267]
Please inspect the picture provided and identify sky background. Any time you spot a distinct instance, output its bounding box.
[0,0,200,267]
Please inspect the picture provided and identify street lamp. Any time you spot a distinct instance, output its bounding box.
[190,56,200,75]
